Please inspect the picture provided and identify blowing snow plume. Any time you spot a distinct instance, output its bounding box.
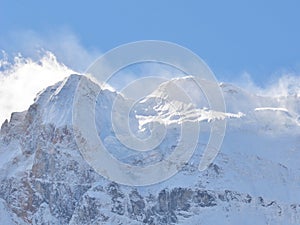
[0,51,75,124]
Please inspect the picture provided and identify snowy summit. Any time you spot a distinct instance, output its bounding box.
[0,74,299,224]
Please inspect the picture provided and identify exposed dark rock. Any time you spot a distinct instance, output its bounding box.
[193,190,217,207]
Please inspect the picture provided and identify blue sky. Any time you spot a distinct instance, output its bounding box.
[1,0,300,86]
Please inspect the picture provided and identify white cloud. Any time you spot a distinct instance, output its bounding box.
[0,29,100,72]
[0,29,299,127]
[231,71,300,97]
[0,51,75,124]
[261,75,300,97]
[0,29,101,124]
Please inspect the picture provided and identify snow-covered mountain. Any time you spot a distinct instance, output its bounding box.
[0,74,300,224]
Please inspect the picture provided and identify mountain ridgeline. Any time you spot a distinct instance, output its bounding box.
[0,74,300,224]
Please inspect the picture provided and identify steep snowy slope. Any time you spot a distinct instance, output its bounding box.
[0,74,299,224]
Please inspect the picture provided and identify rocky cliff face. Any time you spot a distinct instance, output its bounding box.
[0,74,300,224]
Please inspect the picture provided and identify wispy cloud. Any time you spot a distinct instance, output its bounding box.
[0,29,299,127]
[0,29,101,124]
[232,71,300,97]
[0,51,75,124]
[0,29,100,72]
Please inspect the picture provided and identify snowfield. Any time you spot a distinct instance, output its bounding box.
[0,74,299,224]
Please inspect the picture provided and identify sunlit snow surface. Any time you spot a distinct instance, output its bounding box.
[0,73,300,224]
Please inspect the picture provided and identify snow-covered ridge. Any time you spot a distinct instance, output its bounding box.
[0,74,300,224]
[15,74,298,133]
[255,107,289,112]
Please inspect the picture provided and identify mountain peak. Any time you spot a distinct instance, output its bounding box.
[0,74,300,224]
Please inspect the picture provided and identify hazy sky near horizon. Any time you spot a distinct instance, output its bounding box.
[1,0,300,86]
